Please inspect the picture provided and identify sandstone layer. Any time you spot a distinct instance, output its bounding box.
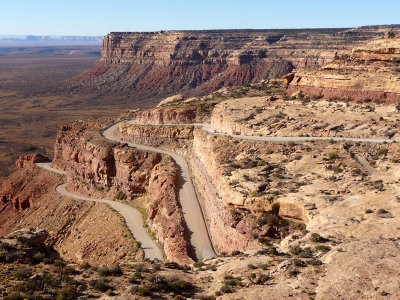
[72,26,400,100]
[286,36,400,103]
[52,119,193,264]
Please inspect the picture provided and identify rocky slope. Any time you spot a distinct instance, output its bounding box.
[0,160,138,266]
[52,119,193,264]
[71,26,400,100]
[286,35,400,103]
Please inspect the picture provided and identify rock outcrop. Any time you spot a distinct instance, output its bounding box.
[52,120,193,264]
[158,94,184,107]
[286,35,400,103]
[71,26,400,100]
[5,228,49,249]
[0,164,60,210]
[15,153,50,169]
[135,101,214,124]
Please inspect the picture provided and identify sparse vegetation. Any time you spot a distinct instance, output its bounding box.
[115,191,128,200]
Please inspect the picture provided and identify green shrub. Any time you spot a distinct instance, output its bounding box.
[377,148,388,156]
[307,259,323,266]
[115,191,127,200]
[315,245,331,253]
[310,233,322,242]
[290,245,303,256]
[193,262,205,268]
[327,152,338,161]
[32,252,46,264]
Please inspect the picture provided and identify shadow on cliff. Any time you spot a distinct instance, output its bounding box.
[175,164,198,262]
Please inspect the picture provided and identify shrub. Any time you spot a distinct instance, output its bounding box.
[377,208,389,214]
[290,245,303,256]
[220,285,234,294]
[60,266,76,276]
[307,259,323,266]
[81,262,91,269]
[287,269,299,277]
[32,252,46,264]
[166,277,192,293]
[4,292,23,300]
[315,245,331,253]
[327,152,338,161]
[13,267,32,280]
[365,209,374,214]
[90,279,113,293]
[247,264,257,269]
[293,259,307,267]
[257,211,280,226]
[138,285,152,296]
[56,286,77,300]
[97,264,122,276]
[115,191,127,200]
[377,148,388,156]
[194,262,205,268]
[310,233,322,242]
[231,250,242,256]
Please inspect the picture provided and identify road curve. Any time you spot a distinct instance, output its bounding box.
[103,124,217,261]
[35,163,164,261]
[36,119,392,263]
[126,121,399,144]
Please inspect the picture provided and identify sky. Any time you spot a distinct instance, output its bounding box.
[1,0,400,36]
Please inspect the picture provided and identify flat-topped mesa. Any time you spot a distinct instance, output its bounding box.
[73,26,399,98]
[101,30,285,66]
[286,34,400,103]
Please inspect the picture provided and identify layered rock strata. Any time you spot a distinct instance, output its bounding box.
[72,26,400,99]
[52,120,193,264]
[286,36,400,102]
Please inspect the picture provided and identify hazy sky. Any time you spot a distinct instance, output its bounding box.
[2,0,400,36]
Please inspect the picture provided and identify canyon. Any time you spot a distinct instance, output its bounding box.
[2,26,400,299]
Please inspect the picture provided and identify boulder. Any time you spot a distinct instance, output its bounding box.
[6,228,49,248]
[157,94,184,107]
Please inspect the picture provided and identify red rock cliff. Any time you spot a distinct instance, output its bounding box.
[72,27,398,99]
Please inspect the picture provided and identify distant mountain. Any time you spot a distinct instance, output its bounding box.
[0,35,103,46]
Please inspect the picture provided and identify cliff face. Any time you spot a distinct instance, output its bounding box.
[286,36,400,102]
[52,120,193,264]
[72,27,398,99]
